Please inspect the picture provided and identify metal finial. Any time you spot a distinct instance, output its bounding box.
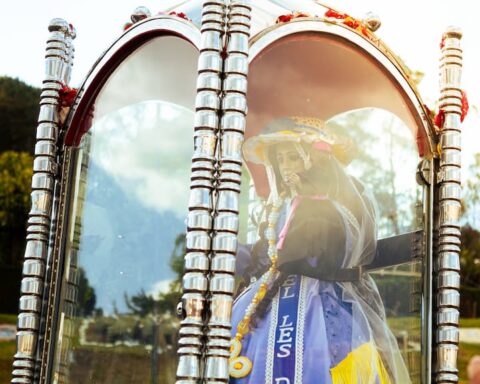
[363,12,381,32]
[444,25,462,39]
[48,18,69,33]
[131,6,151,23]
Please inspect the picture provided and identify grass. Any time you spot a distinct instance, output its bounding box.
[387,316,420,334]
[459,342,480,383]
[368,317,480,383]
[0,314,16,325]
[458,317,480,383]
[459,318,480,328]
[0,341,15,383]
[0,313,478,382]
[0,313,17,382]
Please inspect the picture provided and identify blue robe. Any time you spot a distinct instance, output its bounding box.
[231,197,394,384]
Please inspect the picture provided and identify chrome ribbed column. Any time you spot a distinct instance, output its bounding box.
[12,19,75,384]
[434,27,463,384]
[34,23,76,384]
[204,2,251,383]
[176,2,226,383]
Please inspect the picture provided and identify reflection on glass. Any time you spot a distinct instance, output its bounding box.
[51,36,197,383]
[233,34,424,384]
[328,109,421,238]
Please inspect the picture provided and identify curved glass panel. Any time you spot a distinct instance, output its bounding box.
[233,33,424,383]
[51,36,197,383]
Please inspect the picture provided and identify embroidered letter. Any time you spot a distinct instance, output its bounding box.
[277,327,293,343]
[279,315,293,328]
[281,286,295,299]
[275,378,291,384]
[277,344,292,358]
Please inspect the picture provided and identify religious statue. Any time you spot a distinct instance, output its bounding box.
[229,117,410,384]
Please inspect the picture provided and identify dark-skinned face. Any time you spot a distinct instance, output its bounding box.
[274,142,306,188]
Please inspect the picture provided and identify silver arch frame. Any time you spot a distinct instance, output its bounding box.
[17,16,202,384]
[13,7,464,384]
[212,16,439,384]
[247,20,438,383]
[63,15,201,139]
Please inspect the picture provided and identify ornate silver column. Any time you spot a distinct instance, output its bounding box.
[204,1,251,383]
[12,19,75,384]
[34,23,76,384]
[176,1,226,383]
[434,27,463,384]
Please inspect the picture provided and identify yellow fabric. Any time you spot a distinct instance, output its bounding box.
[330,342,391,384]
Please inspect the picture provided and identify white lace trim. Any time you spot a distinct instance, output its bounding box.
[295,276,307,384]
[265,291,280,384]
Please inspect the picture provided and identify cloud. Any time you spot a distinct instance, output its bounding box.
[89,100,194,219]
[149,279,174,297]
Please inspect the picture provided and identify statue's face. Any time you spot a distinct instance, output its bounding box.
[274,142,306,185]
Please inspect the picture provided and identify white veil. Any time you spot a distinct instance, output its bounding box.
[330,156,411,383]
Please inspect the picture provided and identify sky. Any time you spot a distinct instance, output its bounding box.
[0,0,478,169]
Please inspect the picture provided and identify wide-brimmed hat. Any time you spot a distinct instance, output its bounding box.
[243,116,354,166]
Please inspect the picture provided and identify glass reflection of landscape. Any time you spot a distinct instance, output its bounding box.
[51,36,197,384]
[329,109,422,238]
[340,110,423,383]
[333,109,423,383]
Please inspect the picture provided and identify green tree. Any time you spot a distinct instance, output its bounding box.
[124,233,186,317]
[461,152,480,317]
[124,289,156,317]
[0,151,32,228]
[464,153,480,227]
[168,233,186,291]
[329,109,419,236]
[157,233,186,314]
[460,225,480,317]
[0,77,40,153]
[0,151,33,265]
[77,267,97,317]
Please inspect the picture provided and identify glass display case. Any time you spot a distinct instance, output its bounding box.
[11,1,464,383]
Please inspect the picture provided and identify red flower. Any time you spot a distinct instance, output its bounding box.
[423,104,436,122]
[277,14,294,23]
[123,22,133,31]
[325,9,346,19]
[343,16,359,29]
[169,11,190,21]
[434,109,445,129]
[59,85,78,108]
[276,12,310,24]
[461,90,469,122]
[325,8,369,37]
